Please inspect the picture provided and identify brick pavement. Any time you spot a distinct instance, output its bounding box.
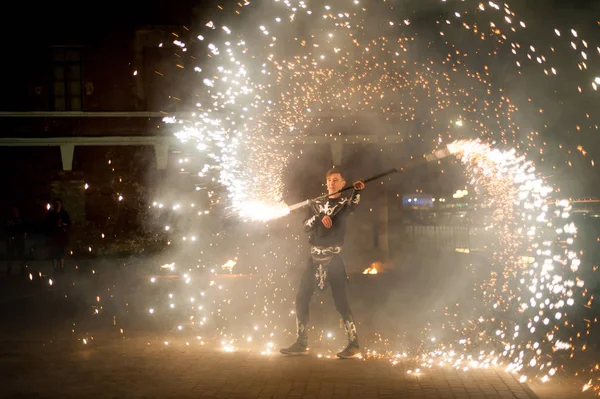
[0,337,540,399]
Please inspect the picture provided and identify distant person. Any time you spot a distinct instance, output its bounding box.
[6,206,26,277]
[280,168,365,359]
[46,199,70,273]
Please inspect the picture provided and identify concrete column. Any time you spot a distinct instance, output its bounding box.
[376,147,395,264]
[60,144,75,171]
[154,143,169,170]
[331,142,343,166]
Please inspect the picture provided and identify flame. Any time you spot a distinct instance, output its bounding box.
[363,262,379,274]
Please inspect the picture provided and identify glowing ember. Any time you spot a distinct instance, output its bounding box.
[221,258,237,273]
[160,263,175,270]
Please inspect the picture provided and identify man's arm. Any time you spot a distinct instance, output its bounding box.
[303,208,323,233]
[347,180,364,213]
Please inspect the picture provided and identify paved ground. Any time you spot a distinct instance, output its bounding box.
[0,336,540,399]
[0,261,595,399]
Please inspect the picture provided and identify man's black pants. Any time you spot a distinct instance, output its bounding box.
[295,254,356,344]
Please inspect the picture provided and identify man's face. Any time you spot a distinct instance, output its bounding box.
[326,173,345,195]
[54,201,62,211]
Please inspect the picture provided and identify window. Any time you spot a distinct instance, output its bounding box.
[52,48,82,111]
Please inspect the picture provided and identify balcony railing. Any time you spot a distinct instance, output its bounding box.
[389,224,492,255]
[0,112,177,137]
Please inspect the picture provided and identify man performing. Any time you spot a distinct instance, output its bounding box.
[280,168,365,359]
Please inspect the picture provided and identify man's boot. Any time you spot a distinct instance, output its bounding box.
[280,322,309,356]
[337,320,361,359]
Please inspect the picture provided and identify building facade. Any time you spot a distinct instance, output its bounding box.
[0,25,403,267]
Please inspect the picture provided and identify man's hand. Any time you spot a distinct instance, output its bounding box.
[321,215,333,228]
[353,180,365,191]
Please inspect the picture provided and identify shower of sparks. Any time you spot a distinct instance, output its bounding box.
[415,139,586,383]
[53,0,600,395]
[153,0,598,391]
[163,0,599,219]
